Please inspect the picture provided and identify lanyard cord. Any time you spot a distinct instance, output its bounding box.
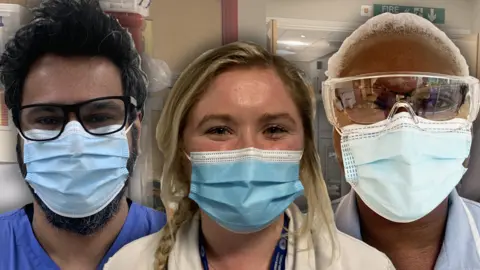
[198,214,290,270]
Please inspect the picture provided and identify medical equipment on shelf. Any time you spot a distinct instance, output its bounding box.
[99,0,150,17]
[100,0,151,53]
[0,4,31,55]
[0,4,32,213]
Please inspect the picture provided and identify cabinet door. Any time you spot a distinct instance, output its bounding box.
[316,100,350,200]
[452,34,478,77]
[458,107,480,202]
[266,19,278,54]
[318,138,348,200]
[454,34,480,202]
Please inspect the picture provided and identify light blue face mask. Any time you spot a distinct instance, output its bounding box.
[341,112,472,222]
[23,121,130,218]
[188,147,304,233]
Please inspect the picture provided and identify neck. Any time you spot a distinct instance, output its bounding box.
[201,211,285,270]
[357,196,448,270]
[32,199,129,269]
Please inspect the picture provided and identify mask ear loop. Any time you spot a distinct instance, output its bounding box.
[334,125,343,136]
[17,129,27,141]
[469,82,480,122]
[184,151,192,161]
[125,123,134,134]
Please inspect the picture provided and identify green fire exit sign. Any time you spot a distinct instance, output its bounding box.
[373,4,445,24]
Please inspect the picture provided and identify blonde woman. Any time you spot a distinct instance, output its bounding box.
[104,42,394,270]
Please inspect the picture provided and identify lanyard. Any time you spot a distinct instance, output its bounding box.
[199,214,290,270]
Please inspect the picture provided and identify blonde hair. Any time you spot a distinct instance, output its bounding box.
[154,41,337,269]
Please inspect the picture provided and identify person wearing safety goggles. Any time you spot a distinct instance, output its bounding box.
[0,1,166,269]
[327,13,480,270]
[104,42,394,270]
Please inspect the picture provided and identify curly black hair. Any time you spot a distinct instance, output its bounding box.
[0,0,147,113]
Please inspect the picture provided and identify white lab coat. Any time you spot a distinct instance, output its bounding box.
[104,204,395,270]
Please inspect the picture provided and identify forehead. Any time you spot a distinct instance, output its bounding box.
[339,35,458,77]
[22,54,122,106]
[191,67,296,115]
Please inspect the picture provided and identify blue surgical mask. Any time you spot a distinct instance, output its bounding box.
[341,112,472,222]
[188,147,304,233]
[23,121,130,218]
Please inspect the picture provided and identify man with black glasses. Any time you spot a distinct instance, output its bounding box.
[0,0,166,269]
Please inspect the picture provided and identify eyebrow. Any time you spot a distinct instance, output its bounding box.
[85,100,121,110]
[28,106,60,113]
[196,112,297,129]
[22,107,61,120]
[197,114,236,129]
[259,113,296,125]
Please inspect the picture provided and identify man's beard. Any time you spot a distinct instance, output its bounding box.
[17,125,140,236]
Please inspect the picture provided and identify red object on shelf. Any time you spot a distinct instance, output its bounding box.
[0,92,8,127]
[106,12,144,53]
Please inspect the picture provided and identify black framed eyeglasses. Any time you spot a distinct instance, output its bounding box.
[13,96,138,141]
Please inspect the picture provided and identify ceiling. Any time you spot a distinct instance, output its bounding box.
[275,28,351,62]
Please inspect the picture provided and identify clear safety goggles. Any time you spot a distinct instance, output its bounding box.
[322,72,480,132]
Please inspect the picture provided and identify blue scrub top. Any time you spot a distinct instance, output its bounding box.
[333,190,480,269]
[0,199,167,270]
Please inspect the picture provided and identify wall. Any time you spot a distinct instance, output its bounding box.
[135,0,223,206]
[238,0,267,47]
[473,0,480,33]
[267,0,474,30]
[148,0,222,74]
